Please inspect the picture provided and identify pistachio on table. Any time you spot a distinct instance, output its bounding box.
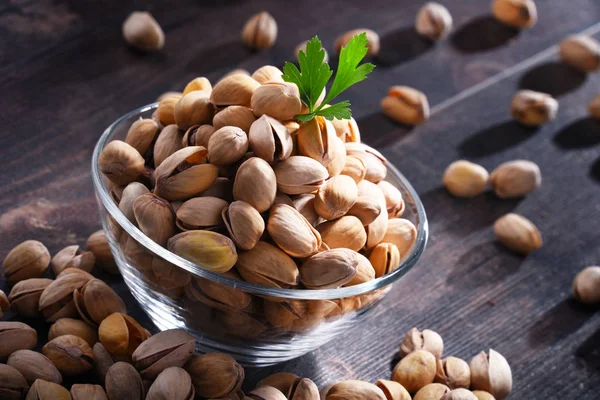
[0,321,37,362]
[469,349,512,400]
[443,160,489,198]
[381,86,430,126]
[493,213,542,254]
[242,11,277,50]
[8,278,52,318]
[589,94,600,119]
[492,0,537,28]
[392,350,437,393]
[413,383,451,400]
[132,329,195,380]
[400,327,444,358]
[122,11,164,51]
[185,353,244,399]
[326,380,386,400]
[2,240,50,284]
[71,384,108,400]
[50,245,96,276]
[572,266,600,304]
[146,367,195,400]
[74,278,126,326]
[441,388,478,400]
[435,357,471,389]
[7,349,62,385]
[42,334,94,376]
[376,379,411,400]
[559,34,600,72]
[86,230,118,274]
[490,160,541,198]
[105,362,144,400]
[0,363,29,400]
[26,379,71,400]
[49,318,98,347]
[511,90,558,126]
[415,2,453,41]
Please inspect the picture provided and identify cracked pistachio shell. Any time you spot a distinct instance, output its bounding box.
[222,200,265,250]
[8,278,51,318]
[168,231,238,273]
[348,195,382,226]
[0,322,37,362]
[275,156,329,195]
[0,364,28,400]
[98,312,150,360]
[210,74,261,108]
[154,124,184,167]
[188,270,252,311]
[381,86,430,126]
[287,378,320,400]
[317,216,366,251]
[443,161,489,198]
[511,90,558,126]
[314,175,358,220]
[326,380,386,400]
[106,362,144,400]
[146,367,195,400]
[125,117,160,156]
[413,383,451,400]
[472,391,495,400]
[573,266,600,304]
[400,328,444,358]
[182,124,215,148]
[156,96,180,126]
[297,117,337,167]
[436,357,471,390]
[492,0,537,28]
[185,353,244,398]
[376,379,411,400]
[49,318,98,347]
[74,279,126,326]
[300,248,359,289]
[133,193,176,246]
[378,181,405,218]
[50,245,95,276]
[208,126,249,165]
[213,106,256,132]
[7,350,62,386]
[174,90,213,131]
[242,11,277,50]
[153,146,218,201]
[258,373,300,394]
[26,379,70,400]
[490,160,541,198]
[132,329,195,380]
[39,272,92,322]
[267,204,322,258]
[469,350,512,400]
[42,335,94,376]
[416,2,453,41]
[249,115,293,163]
[252,65,284,84]
[345,143,387,183]
[382,218,417,258]
[3,240,50,284]
[441,389,477,400]
[118,182,150,223]
[176,196,228,231]
[344,253,375,286]
[99,140,145,186]
[326,136,347,177]
[122,11,164,51]
[369,242,401,277]
[236,241,299,288]
[183,77,212,95]
[493,213,542,254]
[251,82,302,121]
[359,180,388,249]
[335,28,380,56]
[392,350,437,393]
[331,117,360,143]
[293,194,320,227]
[249,386,287,400]
[71,384,108,400]
[233,157,277,212]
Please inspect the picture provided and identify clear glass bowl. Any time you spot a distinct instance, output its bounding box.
[91,104,428,366]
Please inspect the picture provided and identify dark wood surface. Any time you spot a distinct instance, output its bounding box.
[2,0,600,397]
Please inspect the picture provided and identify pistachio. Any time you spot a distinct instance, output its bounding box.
[268,204,322,257]
[242,11,277,50]
[156,96,181,126]
[326,380,386,400]
[105,362,144,400]
[0,364,28,400]
[335,29,380,56]
[442,161,489,198]
[469,349,512,400]
[341,156,367,183]
[183,124,216,148]
[183,77,212,95]
[210,74,261,108]
[331,116,360,143]
[314,175,358,220]
[99,140,145,185]
[99,312,151,361]
[573,266,600,304]
[264,300,317,332]
[125,117,160,156]
[133,193,176,246]
[589,94,600,119]
[26,379,70,400]
[187,271,252,311]
[441,389,478,400]
[392,350,437,393]
[369,242,401,277]
[132,329,195,379]
[376,379,411,400]
[157,91,183,102]
[345,143,387,183]
[217,309,268,338]
[199,177,233,201]
[296,40,329,63]
[176,196,228,231]
[358,181,389,249]
[491,159,541,198]
[74,279,126,326]
[208,126,249,165]
[249,115,293,163]
[122,11,164,51]
[92,342,115,385]
[237,241,300,288]
[286,377,320,399]
[153,124,184,167]
[435,357,471,389]
[345,253,376,286]
[348,195,383,226]
[168,231,238,273]
[213,106,256,133]
[146,367,195,400]
[275,156,329,195]
[258,373,300,394]
[493,213,542,254]
[326,136,347,177]
[151,257,191,297]
[117,182,149,224]
[492,0,537,28]
[7,350,62,385]
[511,90,558,126]
[297,117,337,167]
[472,391,495,400]
[42,335,94,376]
[252,82,303,121]
[38,272,92,322]
[0,289,8,318]
[293,194,320,227]
[8,278,52,317]
[174,90,214,131]
[416,2,453,41]
[50,245,95,276]
[274,192,294,206]
[49,318,98,347]
[317,216,366,251]
[3,240,50,284]
[381,86,430,125]
[300,248,359,289]
[413,383,451,400]
[153,146,218,201]
[71,384,108,400]
[382,218,417,257]
[119,233,153,274]
[185,353,244,398]
[400,328,444,359]
[248,386,286,400]
[222,200,265,250]
[378,181,405,217]
[252,65,284,84]
[233,157,277,212]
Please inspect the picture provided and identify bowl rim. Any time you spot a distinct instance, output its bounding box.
[92,103,429,300]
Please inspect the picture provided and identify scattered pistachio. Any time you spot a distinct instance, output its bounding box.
[86,230,119,274]
[492,0,537,28]
[376,379,411,400]
[49,318,99,347]
[131,329,195,380]
[381,86,430,125]
[105,362,144,400]
[0,322,37,362]
[416,2,453,41]
[493,213,542,254]
[559,34,600,72]
[335,29,380,57]
[185,353,244,398]
[511,90,558,126]
[400,327,444,359]
[98,312,151,359]
[242,11,278,50]
[122,11,165,51]
[42,335,94,376]
[413,383,451,400]
[8,278,52,318]
[469,349,512,400]
[2,240,50,284]
[71,384,108,400]
[7,350,62,386]
[326,380,386,400]
[443,161,489,198]
[572,266,600,304]
[50,245,96,276]
[441,388,478,400]
[435,357,471,389]
[392,350,437,393]
[490,160,541,198]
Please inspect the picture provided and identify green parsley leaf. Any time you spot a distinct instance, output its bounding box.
[314,101,352,120]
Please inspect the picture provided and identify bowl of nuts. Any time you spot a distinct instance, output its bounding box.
[92,35,428,366]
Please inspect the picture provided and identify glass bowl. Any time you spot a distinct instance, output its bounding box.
[91,104,428,366]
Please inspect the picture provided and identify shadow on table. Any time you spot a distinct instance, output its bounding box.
[356,113,414,148]
[519,62,587,97]
[243,351,319,391]
[554,118,600,149]
[576,328,600,369]
[186,40,251,74]
[451,16,519,53]
[590,157,600,183]
[528,298,598,348]
[376,27,434,66]
[458,120,538,158]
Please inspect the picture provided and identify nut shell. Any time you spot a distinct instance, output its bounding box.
[210,74,261,108]
[222,201,265,250]
[236,241,300,288]
[3,240,50,284]
[42,335,94,376]
[572,266,600,304]
[252,82,302,121]
[174,90,214,131]
[443,160,489,198]
[213,105,256,132]
[122,11,165,51]
[326,380,386,400]
[559,34,600,72]
[185,353,244,399]
[392,350,437,393]
[490,160,541,198]
[416,2,453,41]
[168,231,238,273]
[242,11,277,50]
[314,175,358,220]
[493,213,542,254]
[511,90,558,126]
[492,0,537,28]
[7,350,62,385]
[469,349,512,400]
[316,216,366,252]
[335,29,380,56]
[97,140,147,185]
[381,86,430,126]
[233,157,277,212]
[300,248,359,289]
[268,204,322,257]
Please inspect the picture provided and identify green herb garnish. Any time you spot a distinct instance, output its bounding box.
[282,33,375,123]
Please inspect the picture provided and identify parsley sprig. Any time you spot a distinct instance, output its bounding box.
[282,33,375,123]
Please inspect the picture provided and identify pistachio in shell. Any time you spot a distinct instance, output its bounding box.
[168,231,238,273]
[185,353,244,399]
[345,142,387,183]
[436,357,471,390]
[222,200,265,250]
[378,181,405,218]
[26,379,71,400]
[382,218,417,258]
[233,157,277,212]
[151,257,192,297]
[154,124,184,167]
[413,383,451,400]
[105,362,144,400]
[210,73,261,108]
[249,115,293,163]
[38,272,92,322]
[122,11,164,51]
[98,312,151,360]
[156,96,180,126]
[8,278,52,318]
[70,384,108,400]
[267,204,322,258]
[42,334,94,376]
[186,270,252,312]
[49,318,98,347]
[376,379,411,400]
[326,135,347,177]
[252,65,284,84]
[326,380,386,400]
[248,386,287,400]
[400,327,444,359]
[331,116,360,143]
[74,278,126,326]
[176,196,228,231]
[258,373,300,394]
[369,242,401,277]
[341,156,367,184]
[469,349,512,400]
[293,193,320,227]
[344,253,376,287]
[316,216,366,251]
[0,289,8,318]
[0,364,29,400]
[300,248,359,289]
[2,240,50,284]
[213,105,257,132]
[125,117,160,157]
[174,90,213,131]
[274,156,329,195]
[236,241,300,288]
[391,350,437,393]
[50,245,95,276]
[297,117,337,167]
[7,349,62,385]
[131,329,196,380]
[92,342,115,385]
[251,82,303,121]
[99,140,145,185]
[287,377,320,400]
[242,11,277,50]
[314,175,358,220]
[182,124,215,148]
[146,367,195,400]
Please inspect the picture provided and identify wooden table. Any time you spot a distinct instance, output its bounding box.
[2,0,600,397]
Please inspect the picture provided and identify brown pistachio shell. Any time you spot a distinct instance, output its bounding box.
[7,350,62,386]
[345,143,387,183]
[297,117,337,167]
[213,105,256,133]
[242,11,277,50]
[223,200,265,250]
[151,257,192,297]
[71,384,108,400]
[559,34,600,71]
[314,175,358,220]
[105,362,144,400]
[199,177,233,201]
[217,310,268,339]
[50,245,95,276]
[275,156,329,195]
[360,182,389,250]
[98,312,151,360]
[251,82,302,121]
[316,216,366,251]
[174,90,213,131]
[146,367,195,400]
[118,182,150,224]
[154,124,184,167]
[208,126,249,165]
[435,357,471,390]
[248,386,287,400]
[8,278,52,318]
[233,157,277,212]
[378,181,404,217]
[74,279,126,326]
[348,195,382,226]
[400,328,444,358]
[326,380,386,400]
[300,248,359,289]
[86,230,118,275]
[185,353,244,398]
[376,379,411,400]
[493,213,542,254]
[49,318,98,347]
[168,231,238,273]
[392,350,437,393]
[183,124,216,148]
[441,389,478,400]
[156,96,180,126]
[258,373,300,394]
[335,28,380,56]
[188,270,252,311]
[382,218,418,258]
[122,11,164,51]
[381,86,430,126]
[0,289,8,318]
[442,160,489,198]
[133,193,176,246]
[472,391,496,400]
[492,0,537,28]
[0,363,29,400]
[236,241,300,288]
[331,117,360,143]
[125,117,160,157]
[287,377,320,400]
[210,74,261,107]
[42,334,94,376]
[92,343,115,385]
[416,2,453,41]
[573,266,600,304]
[293,194,320,227]
[249,115,293,163]
[413,383,451,400]
[369,242,401,277]
[252,65,284,84]
[510,90,558,126]
[469,349,512,400]
[132,329,196,380]
[26,379,71,400]
[157,91,183,102]
[267,204,322,258]
[326,136,347,177]
[39,272,92,322]
[176,196,228,231]
[99,140,145,185]
[490,160,541,198]
[3,240,50,284]
[344,253,376,286]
